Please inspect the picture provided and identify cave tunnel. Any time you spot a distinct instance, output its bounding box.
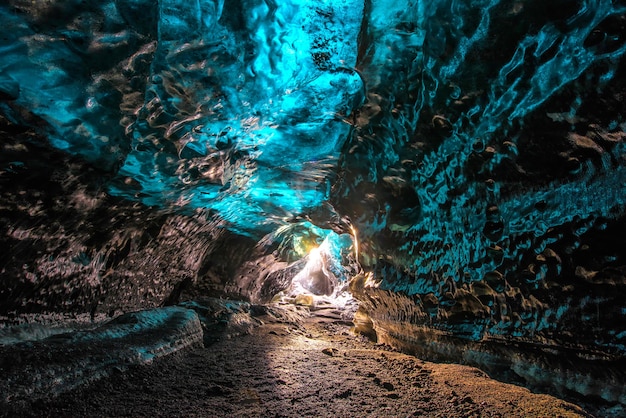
[1,0,626,416]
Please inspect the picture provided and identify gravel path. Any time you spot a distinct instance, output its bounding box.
[12,304,591,417]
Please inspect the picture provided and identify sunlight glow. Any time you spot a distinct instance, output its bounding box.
[349,224,359,269]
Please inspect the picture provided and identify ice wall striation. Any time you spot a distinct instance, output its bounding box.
[337,0,626,407]
[337,0,626,351]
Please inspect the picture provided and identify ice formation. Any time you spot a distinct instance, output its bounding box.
[1,0,626,408]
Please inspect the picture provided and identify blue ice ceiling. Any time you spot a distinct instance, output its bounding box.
[3,0,625,237]
[0,0,364,235]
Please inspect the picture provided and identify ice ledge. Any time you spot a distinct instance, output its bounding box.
[0,306,203,406]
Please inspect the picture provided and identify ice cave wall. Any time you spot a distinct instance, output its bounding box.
[343,0,626,355]
[1,0,626,404]
[340,0,626,404]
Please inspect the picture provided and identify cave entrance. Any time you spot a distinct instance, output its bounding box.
[270,221,359,308]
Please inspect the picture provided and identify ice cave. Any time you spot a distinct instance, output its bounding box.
[1,0,626,416]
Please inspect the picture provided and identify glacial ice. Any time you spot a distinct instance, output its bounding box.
[0,0,364,235]
[1,0,626,408]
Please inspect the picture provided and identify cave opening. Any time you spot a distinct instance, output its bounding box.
[259,220,361,307]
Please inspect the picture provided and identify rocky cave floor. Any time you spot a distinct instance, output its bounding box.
[1,300,600,418]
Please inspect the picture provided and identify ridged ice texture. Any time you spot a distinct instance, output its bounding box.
[335,0,626,356]
[0,0,364,235]
[345,0,626,285]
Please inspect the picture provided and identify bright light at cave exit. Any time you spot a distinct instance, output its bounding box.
[282,223,357,305]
